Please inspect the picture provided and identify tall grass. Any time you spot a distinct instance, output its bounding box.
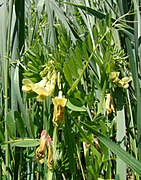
[0,0,141,179]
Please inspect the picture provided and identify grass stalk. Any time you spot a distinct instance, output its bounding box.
[126,89,139,180]
[4,0,14,179]
[52,126,58,174]
[133,0,141,162]
[115,88,126,180]
[125,37,141,162]
[76,144,86,180]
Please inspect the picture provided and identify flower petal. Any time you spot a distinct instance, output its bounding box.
[22,79,34,92]
[22,85,32,92]
[109,72,120,82]
[32,84,49,96]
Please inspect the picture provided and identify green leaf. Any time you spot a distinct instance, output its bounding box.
[80,121,141,176]
[66,98,86,112]
[64,116,76,174]
[65,2,134,40]
[0,130,4,143]
[6,113,16,139]
[63,62,73,86]
[75,46,83,69]
[12,139,39,147]
[65,2,108,20]
[14,63,32,136]
[50,0,76,43]
[69,56,79,79]
[14,111,27,138]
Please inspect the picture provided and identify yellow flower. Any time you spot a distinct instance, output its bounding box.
[105,93,115,114]
[117,77,132,89]
[32,78,48,95]
[109,72,120,82]
[45,71,57,96]
[22,69,58,101]
[32,78,55,101]
[52,91,67,126]
[44,80,55,97]
[36,94,47,101]
[51,71,57,84]
[22,79,34,92]
[33,86,49,95]
[109,71,132,89]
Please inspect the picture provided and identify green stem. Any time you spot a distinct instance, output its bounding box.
[52,126,58,176]
[76,144,86,180]
[67,30,109,95]
[67,13,126,95]
[97,79,107,114]
[47,169,53,180]
[4,0,14,179]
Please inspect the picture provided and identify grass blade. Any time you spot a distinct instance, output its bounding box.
[80,121,141,176]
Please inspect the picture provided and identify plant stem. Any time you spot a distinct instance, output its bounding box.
[97,79,107,114]
[4,0,14,179]
[52,126,58,177]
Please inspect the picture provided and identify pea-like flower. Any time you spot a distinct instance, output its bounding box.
[22,79,34,92]
[109,72,132,89]
[109,72,120,82]
[52,91,67,126]
[22,71,57,101]
[117,77,132,89]
[32,78,48,100]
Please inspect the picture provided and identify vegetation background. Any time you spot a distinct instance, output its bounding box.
[0,0,141,179]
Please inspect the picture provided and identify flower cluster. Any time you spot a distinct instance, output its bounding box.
[36,130,52,169]
[22,60,68,126]
[22,61,57,101]
[109,71,132,89]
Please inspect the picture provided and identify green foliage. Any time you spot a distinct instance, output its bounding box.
[12,139,39,147]
[0,0,140,180]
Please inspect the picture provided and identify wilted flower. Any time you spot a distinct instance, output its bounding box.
[36,130,52,169]
[36,130,47,164]
[22,79,34,92]
[105,93,115,114]
[46,136,52,170]
[52,91,67,126]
